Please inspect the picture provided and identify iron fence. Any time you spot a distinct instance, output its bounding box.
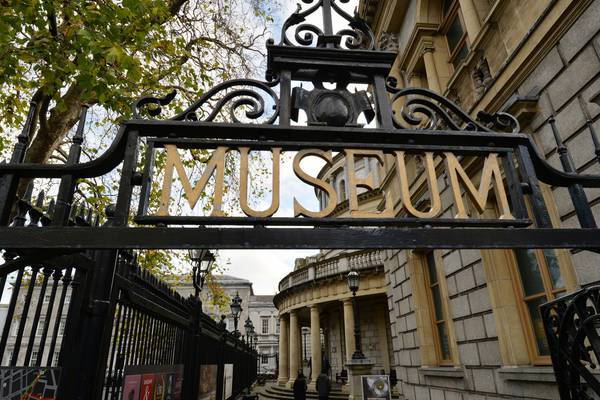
[0,182,256,399]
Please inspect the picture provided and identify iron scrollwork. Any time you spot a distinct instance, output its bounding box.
[280,0,377,50]
[133,76,280,124]
[385,78,520,133]
[541,285,600,399]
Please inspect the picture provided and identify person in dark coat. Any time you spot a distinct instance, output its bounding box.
[316,369,331,400]
[293,371,307,400]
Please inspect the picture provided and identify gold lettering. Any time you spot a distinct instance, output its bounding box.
[444,152,514,219]
[156,145,227,216]
[293,149,338,218]
[345,149,394,218]
[239,147,281,217]
[395,152,442,218]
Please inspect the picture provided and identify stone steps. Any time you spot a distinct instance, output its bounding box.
[258,382,348,400]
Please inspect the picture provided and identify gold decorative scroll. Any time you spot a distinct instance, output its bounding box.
[156,145,227,216]
[395,151,442,218]
[344,149,394,218]
[445,152,514,219]
[239,147,281,217]
[293,149,337,218]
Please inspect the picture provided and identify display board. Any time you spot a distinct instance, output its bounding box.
[121,365,183,400]
[361,375,391,400]
[0,367,61,400]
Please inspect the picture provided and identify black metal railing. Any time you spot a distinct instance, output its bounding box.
[541,285,600,399]
[0,111,257,398]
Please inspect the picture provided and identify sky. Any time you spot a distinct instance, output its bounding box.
[214,0,358,295]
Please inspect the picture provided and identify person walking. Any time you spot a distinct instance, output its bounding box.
[316,368,331,400]
[293,371,307,400]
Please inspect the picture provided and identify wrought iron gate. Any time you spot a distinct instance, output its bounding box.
[1,0,600,398]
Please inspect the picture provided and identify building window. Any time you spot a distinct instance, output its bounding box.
[261,318,269,334]
[44,294,51,303]
[36,319,45,336]
[276,319,280,333]
[261,355,268,364]
[441,0,469,69]
[31,350,39,365]
[424,252,452,363]
[512,248,565,362]
[6,348,13,365]
[339,179,346,202]
[59,319,66,336]
[53,352,60,366]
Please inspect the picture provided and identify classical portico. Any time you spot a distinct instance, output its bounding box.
[274,250,393,396]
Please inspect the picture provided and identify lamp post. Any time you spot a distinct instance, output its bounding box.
[188,249,215,299]
[347,270,364,359]
[244,317,254,347]
[230,292,242,338]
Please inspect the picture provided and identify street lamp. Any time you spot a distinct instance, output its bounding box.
[188,249,215,299]
[244,317,254,346]
[347,270,364,359]
[230,291,243,338]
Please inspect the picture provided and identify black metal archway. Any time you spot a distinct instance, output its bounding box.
[1,0,599,398]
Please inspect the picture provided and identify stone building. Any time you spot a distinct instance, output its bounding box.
[357,0,599,399]
[274,0,600,398]
[172,274,279,375]
[274,153,396,393]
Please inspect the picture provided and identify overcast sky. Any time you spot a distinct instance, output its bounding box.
[216,0,358,295]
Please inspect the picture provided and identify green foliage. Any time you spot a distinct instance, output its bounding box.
[0,0,273,296]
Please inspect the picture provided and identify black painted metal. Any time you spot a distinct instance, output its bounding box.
[0,0,598,397]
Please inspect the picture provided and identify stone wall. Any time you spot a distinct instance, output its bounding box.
[512,0,600,286]
[384,2,600,399]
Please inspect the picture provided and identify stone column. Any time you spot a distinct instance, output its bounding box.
[423,48,441,94]
[277,314,289,386]
[342,299,355,363]
[308,305,322,390]
[458,0,481,43]
[287,310,299,388]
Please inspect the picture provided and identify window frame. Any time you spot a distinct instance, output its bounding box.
[509,203,567,364]
[423,251,454,366]
[440,0,469,70]
[261,317,269,334]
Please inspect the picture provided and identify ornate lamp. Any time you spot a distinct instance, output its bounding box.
[244,317,253,345]
[188,249,215,298]
[347,270,364,359]
[252,330,259,351]
[230,291,243,338]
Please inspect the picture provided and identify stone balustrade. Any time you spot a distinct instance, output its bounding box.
[278,249,384,292]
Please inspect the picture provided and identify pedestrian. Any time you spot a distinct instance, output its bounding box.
[316,368,331,400]
[293,371,307,400]
[323,357,331,377]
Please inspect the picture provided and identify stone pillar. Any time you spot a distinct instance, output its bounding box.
[342,299,355,363]
[423,48,441,94]
[458,0,481,43]
[308,305,322,390]
[346,359,375,400]
[287,310,299,388]
[278,314,289,385]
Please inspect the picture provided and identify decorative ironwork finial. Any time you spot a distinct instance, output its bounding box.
[280,0,376,50]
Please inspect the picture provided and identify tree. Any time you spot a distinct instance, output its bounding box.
[0,0,272,161]
[0,0,274,287]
